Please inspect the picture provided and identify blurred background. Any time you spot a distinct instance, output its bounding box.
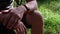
[14,0,60,34]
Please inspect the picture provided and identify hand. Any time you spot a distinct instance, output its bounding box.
[0,5,27,34]
[0,12,27,34]
[14,21,27,34]
[1,5,27,29]
[0,12,20,30]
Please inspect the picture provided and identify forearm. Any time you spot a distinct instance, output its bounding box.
[13,0,38,19]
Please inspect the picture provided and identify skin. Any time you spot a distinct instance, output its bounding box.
[0,5,27,34]
[0,8,27,34]
[27,0,44,34]
[0,0,44,34]
[25,0,44,34]
[15,0,44,34]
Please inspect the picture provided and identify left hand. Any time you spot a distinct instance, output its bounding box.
[14,21,27,34]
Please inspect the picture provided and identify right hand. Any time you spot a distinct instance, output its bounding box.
[1,5,27,29]
[0,5,27,34]
[0,11,20,29]
[0,10,27,34]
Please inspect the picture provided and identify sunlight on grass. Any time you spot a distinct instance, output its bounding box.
[27,29,31,34]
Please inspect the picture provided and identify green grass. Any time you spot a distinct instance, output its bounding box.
[27,29,31,34]
[38,0,60,34]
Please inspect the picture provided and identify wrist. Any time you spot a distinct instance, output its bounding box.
[23,5,30,11]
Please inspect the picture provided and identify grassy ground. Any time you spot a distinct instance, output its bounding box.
[38,0,60,34]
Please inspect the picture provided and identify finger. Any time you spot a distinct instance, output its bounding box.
[22,23,27,34]
[13,20,27,34]
[19,21,26,34]
[22,24,27,34]
[21,22,27,34]
[16,27,21,34]
[13,21,23,34]
[9,18,18,30]
[15,22,27,34]
[12,21,26,34]
[6,14,19,29]
[14,21,25,34]
[15,24,22,34]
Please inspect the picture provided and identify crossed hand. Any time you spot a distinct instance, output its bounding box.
[0,6,27,34]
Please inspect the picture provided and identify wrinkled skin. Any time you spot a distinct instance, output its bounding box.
[0,11,27,34]
[0,0,44,34]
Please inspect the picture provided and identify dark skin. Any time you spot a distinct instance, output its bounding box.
[25,0,44,34]
[0,0,44,34]
[0,6,27,34]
